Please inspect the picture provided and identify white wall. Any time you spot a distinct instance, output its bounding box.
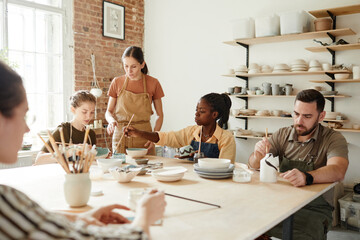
[144,0,360,186]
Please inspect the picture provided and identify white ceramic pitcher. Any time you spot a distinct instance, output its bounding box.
[260,153,279,183]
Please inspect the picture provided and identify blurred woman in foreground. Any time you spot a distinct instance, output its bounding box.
[0,60,165,239]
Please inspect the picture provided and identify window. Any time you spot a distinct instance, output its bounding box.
[1,0,73,147]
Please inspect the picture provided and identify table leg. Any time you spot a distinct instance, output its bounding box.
[282,214,293,240]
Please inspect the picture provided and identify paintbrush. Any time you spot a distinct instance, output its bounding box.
[114,113,134,153]
[165,193,220,208]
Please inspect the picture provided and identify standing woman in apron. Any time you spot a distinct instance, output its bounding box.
[106,46,165,154]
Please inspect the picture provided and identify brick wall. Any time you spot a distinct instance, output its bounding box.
[73,0,144,148]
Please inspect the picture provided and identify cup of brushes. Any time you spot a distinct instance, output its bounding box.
[38,127,97,207]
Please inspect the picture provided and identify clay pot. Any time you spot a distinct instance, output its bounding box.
[314,18,332,31]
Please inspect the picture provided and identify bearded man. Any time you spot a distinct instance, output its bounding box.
[249,89,348,240]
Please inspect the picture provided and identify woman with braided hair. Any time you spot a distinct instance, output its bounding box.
[124,93,236,163]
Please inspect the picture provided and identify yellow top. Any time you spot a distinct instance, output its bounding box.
[157,125,236,163]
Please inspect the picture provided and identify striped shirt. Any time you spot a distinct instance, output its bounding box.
[0,185,147,239]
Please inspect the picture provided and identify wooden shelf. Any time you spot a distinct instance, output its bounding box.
[235,135,264,140]
[306,43,360,53]
[308,4,360,18]
[234,95,295,98]
[223,28,355,46]
[236,115,291,119]
[322,94,349,98]
[323,119,349,123]
[222,70,350,78]
[235,115,348,123]
[334,128,360,133]
[310,79,360,83]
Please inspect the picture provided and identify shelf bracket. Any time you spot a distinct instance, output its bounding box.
[235,136,249,141]
[325,82,335,89]
[236,42,249,68]
[324,72,335,90]
[325,72,335,79]
[325,48,336,65]
[326,32,335,43]
[327,11,336,29]
[325,97,335,112]
[235,116,248,130]
[236,76,249,88]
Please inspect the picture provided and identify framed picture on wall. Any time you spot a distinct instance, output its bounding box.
[103,1,125,40]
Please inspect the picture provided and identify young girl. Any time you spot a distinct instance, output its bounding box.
[34,90,97,165]
[125,93,236,163]
[0,60,165,239]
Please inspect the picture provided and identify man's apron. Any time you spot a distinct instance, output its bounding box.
[190,139,220,159]
[267,126,333,240]
[112,75,155,155]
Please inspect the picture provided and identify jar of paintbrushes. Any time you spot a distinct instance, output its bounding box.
[38,127,97,207]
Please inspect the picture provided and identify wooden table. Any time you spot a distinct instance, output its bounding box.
[0,156,335,240]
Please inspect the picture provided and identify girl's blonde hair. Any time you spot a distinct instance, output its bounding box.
[70,90,96,108]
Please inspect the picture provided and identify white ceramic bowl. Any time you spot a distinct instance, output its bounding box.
[109,166,141,183]
[325,112,339,119]
[249,63,260,70]
[126,148,148,158]
[234,65,247,72]
[248,69,260,74]
[96,158,123,172]
[247,90,256,95]
[274,63,290,70]
[152,166,187,182]
[135,158,149,165]
[334,73,350,80]
[198,158,231,169]
[353,124,360,130]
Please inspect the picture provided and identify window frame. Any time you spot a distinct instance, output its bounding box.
[1,0,74,127]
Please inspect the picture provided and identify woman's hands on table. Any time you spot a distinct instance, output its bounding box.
[80,204,131,226]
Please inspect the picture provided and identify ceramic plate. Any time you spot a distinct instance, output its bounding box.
[194,169,233,176]
[196,172,233,179]
[193,163,234,173]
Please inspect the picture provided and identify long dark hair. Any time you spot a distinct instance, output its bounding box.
[0,61,25,118]
[122,46,148,74]
[201,93,232,127]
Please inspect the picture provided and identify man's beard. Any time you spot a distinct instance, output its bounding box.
[295,120,319,136]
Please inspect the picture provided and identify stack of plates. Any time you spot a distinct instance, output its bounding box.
[273,63,290,73]
[290,59,307,72]
[193,163,234,179]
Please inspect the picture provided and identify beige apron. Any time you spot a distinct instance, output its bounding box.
[112,75,155,155]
